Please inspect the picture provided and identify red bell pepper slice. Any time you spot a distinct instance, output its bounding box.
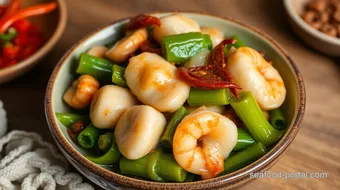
[0,2,56,33]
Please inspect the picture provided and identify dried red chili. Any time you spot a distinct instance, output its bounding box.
[125,14,161,31]
[67,129,78,143]
[178,67,241,90]
[140,39,162,55]
[178,39,241,97]
[70,120,86,134]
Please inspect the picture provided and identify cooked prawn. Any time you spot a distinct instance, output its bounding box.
[173,107,238,179]
[87,46,108,58]
[105,28,147,63]
[63,75,99,109]
[227,47,286,110]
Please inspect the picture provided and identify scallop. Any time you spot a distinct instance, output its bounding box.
[90,85,138,129]
[114,105,166,159]
[125,52,190,112]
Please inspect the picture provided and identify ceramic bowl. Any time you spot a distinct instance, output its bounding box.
[284,0,340,56]
[0,0,67,84]
[45,12,306,189]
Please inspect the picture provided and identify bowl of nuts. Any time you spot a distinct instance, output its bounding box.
[284,0,340,56]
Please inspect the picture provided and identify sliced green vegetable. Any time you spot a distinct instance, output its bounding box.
[187,88,231,106]
[269,108,287,130]
[98,132,113,152]
[77,124,101,149]
[230,91,283,146]
[55,112,86,128]
[112,64,127,87]
[233,128,255,151]
[184,173,197,182]
[0,28,17,44]
[120,149,187,182]
[220,142,267,175]
[160,106,189,148]
[76,53,113,80]
[86,134,121,165]
[232,35,246,48]
[161,32,210,63]
[203,34,213,50]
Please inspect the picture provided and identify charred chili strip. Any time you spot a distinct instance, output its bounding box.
[126,14,161,31]
[209,39,239,97]
[178,67,241,90]
[140,40,162,55]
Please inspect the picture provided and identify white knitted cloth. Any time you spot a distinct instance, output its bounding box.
[0,101,94,190]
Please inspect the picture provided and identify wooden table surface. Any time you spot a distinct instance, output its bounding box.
[0,0,339,189]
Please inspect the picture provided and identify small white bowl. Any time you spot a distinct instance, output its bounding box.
[284,0,340,56]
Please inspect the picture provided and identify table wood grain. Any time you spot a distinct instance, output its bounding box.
[0,0,339,189]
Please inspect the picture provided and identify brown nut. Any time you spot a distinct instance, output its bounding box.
[330,0,340,11]
[303,10,322,29]
[336,24,340,37]
[321,12,331,23]
[333,11,340,22]
[307,0,328,12]
[320,24,338,37]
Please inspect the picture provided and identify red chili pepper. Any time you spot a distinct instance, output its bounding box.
[140,40,162,55]
[178,39,241,97]
[67,129,78,143]
[0,6,7,18]
[209,39,239,97]
[0,2,56,33]
[178,67,241,90]
[125,14,161,31]
[70,120,85,134]
[19,45,37,60]
[2,44,20,59]
[13,32,28,45]
[2,0,21,18]
[11,19,31,33]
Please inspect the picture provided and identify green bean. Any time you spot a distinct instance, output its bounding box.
[160,106,189,148]
[86,133,121,165]
[112,64,127,87]
[233,128,255,151]
[98,132,113,152]
[77,124,101,149]
[184,173,197,182]
[187,88,231,106]
[120,155,149,179]
[120,149,187,182]
[76,53,113,80]
[269,108,287,130]
[161,32,211,63]
[220,142,267,175]
[55,112,86,128]
[230,91,283,146]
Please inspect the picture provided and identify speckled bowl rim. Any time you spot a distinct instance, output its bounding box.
[0,0,67,83]
[45,12,306,189]
[283,0,340,46]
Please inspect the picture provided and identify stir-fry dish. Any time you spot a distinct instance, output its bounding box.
[0,0,56,69]
[56,14,288,182]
